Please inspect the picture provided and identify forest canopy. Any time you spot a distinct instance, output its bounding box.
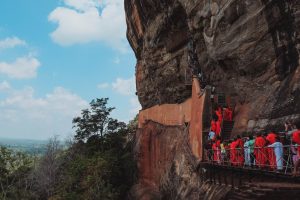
[0,98,137,200]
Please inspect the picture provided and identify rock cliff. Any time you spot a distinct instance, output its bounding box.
[125,0,300,199]
[125,0,300,133]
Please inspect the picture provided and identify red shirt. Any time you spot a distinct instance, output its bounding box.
[255,136,266,148]
[266,132,277,144]
[215,140,221,147]
[216,110,222,123]
[292,130,300,144]
[212,140,221,151]
[215,121,221,135]
[212,143,217,150]
[224,108,233,121]
[231,140,238,149]
[236,138,244,149]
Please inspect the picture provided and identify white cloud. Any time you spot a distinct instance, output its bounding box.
[111,76,140,119]
[0,37,26,50]
[48,0,128,52]
[97,76,141,121]
[0,56,40,79]
[0,86,88,117]
[97,82,109,89]
[0,81,10,91]
[129,96,141,115]
[112,76,135,96]
[0,85,88,139]
[64,0,100,11]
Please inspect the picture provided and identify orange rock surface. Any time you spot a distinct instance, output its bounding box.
[138,78,205,160]
[138,98,191,128]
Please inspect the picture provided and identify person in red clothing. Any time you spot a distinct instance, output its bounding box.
[254,132,267,168]
[211,118,217,133]
[292,120,300,176]
[230,138,238,166]
[229,139,234,165]
[211,114,221,137]
[236,135,244,166]
[215,119,221,136]
[223,105,233,121]
[215,105,223,124]
[266,131,277,170]
[213,136,221,163]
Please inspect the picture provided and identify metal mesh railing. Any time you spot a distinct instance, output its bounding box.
[204,145,298,175]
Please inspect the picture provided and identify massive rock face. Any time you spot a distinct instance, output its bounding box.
[125,0,300,199]
[125,0,300,133]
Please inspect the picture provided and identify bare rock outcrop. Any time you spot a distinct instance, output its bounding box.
[130,121,230,200]
[125,0,300,133]
[125,0,300,199]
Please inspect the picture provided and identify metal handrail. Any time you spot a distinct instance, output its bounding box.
[204,145,299,175]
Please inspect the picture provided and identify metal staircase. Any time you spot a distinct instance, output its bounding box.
[217,93,227,107]
[222,120,235,140]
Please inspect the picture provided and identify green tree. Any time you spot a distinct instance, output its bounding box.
[73,98,126,141]
[0,146,35,199]
[50,98,136,200]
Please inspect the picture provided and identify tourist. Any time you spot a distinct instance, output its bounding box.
[248,135,255,167]
[263,132,269,167]
[211,114,221,137]
[211,114,221,136]
[281,134,290,168]
[230,138,238,166]
[220,140,226,164]
[215,117,221,136]
[236,135,244,166]
[254,133,267,168]
[292,120,300,176]
[223,105,233,121]
[213,136,221,163]
[244,137,251,166]
[285,120,297,137]
[211,116,216,133]
[291,142,299,168]
[215,104,223,124]
[217,107,223,124]
[208,129,216,141]
[268,137,284,171]
[266,131,277,170]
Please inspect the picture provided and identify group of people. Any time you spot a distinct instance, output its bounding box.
[208,104,233,140]
[206,104,300,175]
[208,132,285,170]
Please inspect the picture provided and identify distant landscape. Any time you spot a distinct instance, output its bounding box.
[0,138,48,156]
[0,98,136,199]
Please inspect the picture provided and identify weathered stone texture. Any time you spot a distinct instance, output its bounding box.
[130,121,230,200]
[125,0,300,133]
[125,0,300,199]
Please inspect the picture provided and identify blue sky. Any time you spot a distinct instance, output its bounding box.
[0,0,140,140]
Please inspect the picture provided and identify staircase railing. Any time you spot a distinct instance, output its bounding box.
[203,145,297,175]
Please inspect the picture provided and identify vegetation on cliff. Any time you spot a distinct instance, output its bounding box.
[0,98,137,200]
